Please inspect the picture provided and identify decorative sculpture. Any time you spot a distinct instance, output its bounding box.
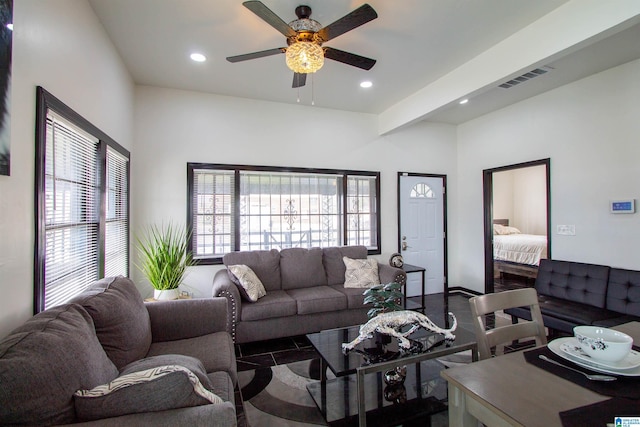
[384,365,407,386]
[342,310,457,354]
[384,384,407,404]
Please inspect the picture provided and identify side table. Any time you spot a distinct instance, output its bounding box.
[144,295,192,302]
[402,264,426,312]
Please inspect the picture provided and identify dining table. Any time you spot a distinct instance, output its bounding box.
[441,322,640,427]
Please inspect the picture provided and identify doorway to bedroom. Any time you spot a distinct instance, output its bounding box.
[483,159,551,294]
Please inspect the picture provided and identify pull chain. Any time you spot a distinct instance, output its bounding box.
[311,73,315,106]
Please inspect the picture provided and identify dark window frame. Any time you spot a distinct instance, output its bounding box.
[34,86,130,313]
[187,163,381,264]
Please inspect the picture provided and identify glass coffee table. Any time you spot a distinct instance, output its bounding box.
[306,324,477,427]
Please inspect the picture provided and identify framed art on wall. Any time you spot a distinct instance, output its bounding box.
[0,0,12,176]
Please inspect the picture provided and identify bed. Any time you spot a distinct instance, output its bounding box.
[493,219,547,279]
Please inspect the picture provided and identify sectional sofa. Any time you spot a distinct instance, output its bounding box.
[505,258,640,334]
[0,276,237,427]
[212,245,407,343]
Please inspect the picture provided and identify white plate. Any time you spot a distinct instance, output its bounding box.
[547,337,640,377]
[560,339,640,370]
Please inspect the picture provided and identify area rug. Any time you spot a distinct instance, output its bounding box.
[238,357,456,427]
[238,358,329,426]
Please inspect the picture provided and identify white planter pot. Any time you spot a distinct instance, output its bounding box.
[153,288,180,301]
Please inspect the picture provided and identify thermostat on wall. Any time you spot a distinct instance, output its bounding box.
[610,199,635,214]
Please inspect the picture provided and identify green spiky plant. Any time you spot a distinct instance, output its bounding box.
[136,222,194,291]
[363,282,404,319]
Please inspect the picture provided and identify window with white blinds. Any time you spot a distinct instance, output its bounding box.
[104,147,129,277]
[187,164,380,264]
[35,87,130,312]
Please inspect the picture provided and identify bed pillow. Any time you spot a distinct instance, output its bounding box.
[343,256,380,288]
[74,355,222,421]
[228,264,267,302]
[494,224,522,235]
[502,225,521,235]
[493,224,506,235]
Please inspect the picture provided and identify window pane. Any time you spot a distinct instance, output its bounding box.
[44,116,99,310]
[410,183,435,198]
[346,175,378,248]
[104,147,129,278]
[192,169,235,258]
[239,171,341,251]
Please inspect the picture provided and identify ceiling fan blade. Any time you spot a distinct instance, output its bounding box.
[292,73,307,88]
[317,4,377,42]
[226,47,286,63]
[242,1,296,38]
[324,47,376,70]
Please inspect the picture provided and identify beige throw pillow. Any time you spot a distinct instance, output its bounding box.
[343,257,380,288]
[228,264,267,302]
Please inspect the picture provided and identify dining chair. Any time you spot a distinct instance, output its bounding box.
[469,288,547,360]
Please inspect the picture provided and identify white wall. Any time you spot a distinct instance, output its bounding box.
[132,86,458,297]
[492,170,515,221]
[456,58,640,293]
[493,165,546,235]
[512,165,546,235]
[0,0,134,338]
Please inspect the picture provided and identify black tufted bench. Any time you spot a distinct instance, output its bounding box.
[504,259,640,334]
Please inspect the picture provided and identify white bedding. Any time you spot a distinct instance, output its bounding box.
[493,234,547,266]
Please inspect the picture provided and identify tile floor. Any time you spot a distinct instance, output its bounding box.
[234,291,542,426]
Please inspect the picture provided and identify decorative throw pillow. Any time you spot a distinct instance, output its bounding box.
[227,264,267,302]
[74,355,223,422]
[343,256,380,288]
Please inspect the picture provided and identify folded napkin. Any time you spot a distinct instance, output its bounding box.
[560,397,640,427]
[523,347,640,399]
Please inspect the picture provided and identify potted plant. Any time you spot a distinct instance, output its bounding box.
[363,282,404,346]
[363,282,403,319]
[136,222,194,300]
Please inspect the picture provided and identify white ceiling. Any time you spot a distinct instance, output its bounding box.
[89,0,640,126]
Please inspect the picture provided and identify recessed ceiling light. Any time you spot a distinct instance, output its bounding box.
[459,98,469,105]
[190,53,207,62]
[360,81,373,88]
[6,23,13,31]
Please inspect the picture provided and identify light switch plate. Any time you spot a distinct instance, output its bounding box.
[557,225,575,236]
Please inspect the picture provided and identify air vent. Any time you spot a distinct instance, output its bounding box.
[499,67,552,89]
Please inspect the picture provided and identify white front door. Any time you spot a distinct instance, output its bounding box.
[399,175,446,296]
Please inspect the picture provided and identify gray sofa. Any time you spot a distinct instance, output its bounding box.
[505,258,640,334]
[0,276,237,427]
[212,245,407,343]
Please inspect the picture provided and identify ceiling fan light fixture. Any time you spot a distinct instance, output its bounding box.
[286,41,324,74]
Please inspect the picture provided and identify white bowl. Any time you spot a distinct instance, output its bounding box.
[573,326,633,363]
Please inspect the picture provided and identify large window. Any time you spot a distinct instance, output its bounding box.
[187,164,380,263]
[34,87,130,312]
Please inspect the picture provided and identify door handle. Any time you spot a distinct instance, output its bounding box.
[402,241,409,251]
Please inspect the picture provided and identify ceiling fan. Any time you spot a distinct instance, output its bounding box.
[227,1,378,88]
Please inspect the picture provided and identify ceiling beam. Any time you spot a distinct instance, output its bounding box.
[377,0,640,135]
